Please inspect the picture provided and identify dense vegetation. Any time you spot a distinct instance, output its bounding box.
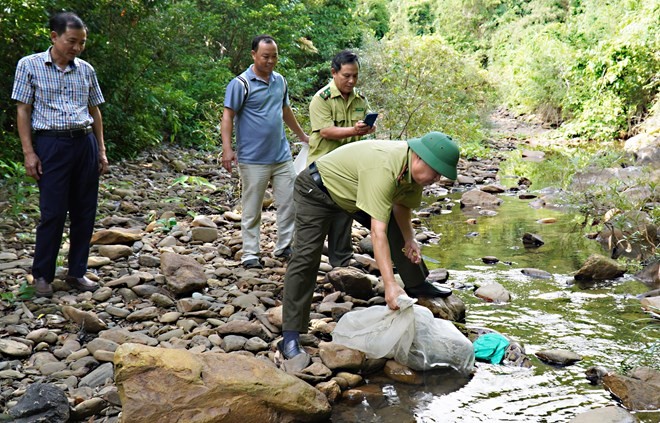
[0,0,658,161]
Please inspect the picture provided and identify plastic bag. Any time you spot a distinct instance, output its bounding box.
[292,143,309,174]
[332,295,474,374]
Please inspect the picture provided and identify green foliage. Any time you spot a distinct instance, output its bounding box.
[155,216,178,233]
[384,0,659,142]
[487,0,660,140]
[0,0,50,162]
[0,282,36,304]
[0,0,370,159]
[170,175,216,190]
[620,330,659,373]
[0,159,39,218]
[358,35,496,143]
[356,0,390,39]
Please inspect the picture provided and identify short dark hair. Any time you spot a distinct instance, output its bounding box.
[49,12,87,35]
[251,35,276,52]
[331,50,359,72]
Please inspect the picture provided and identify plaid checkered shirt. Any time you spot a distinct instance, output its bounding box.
[11,47,104,130]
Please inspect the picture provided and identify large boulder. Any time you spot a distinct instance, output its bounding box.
[603,366,660,411]
[460,189,503,208]
[634,259,660,290]
[114,343,331,423]
[160,251,208,296]
[574,254,626,281]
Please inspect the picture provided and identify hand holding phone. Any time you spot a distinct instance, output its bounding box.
[363,112,378,127]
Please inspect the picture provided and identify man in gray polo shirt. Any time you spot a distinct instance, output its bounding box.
[221,34,308,269]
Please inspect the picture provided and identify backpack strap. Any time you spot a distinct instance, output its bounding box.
[236,74,250,110]
[236,72,288,111]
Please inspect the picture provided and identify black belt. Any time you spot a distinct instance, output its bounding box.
[35,126,93,138]
[308,162,329,195]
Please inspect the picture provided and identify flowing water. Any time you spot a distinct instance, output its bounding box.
[331,192,658,422]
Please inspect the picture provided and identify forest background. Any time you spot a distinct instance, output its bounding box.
[0,0,658,172]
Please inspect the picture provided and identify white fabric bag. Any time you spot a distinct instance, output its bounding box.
[292,143,309,174]
[332,295,474,374]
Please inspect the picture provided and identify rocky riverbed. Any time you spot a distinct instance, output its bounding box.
[1,125,658,422]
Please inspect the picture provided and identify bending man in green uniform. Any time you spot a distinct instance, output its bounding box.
[308,50,374,268]
[279,132,459,360]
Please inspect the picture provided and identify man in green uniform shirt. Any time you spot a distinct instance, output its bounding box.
[279,132,459,360]
[307,50,375,268]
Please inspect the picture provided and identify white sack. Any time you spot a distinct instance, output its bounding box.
[293,143,309,174]
[332,295,474,375]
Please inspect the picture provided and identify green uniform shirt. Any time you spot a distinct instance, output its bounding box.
[307,80,369,165]
[316,140,423,223]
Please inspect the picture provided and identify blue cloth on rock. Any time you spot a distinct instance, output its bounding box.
[473,333,510,364]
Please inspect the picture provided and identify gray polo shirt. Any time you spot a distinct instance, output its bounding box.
[224,65,292,164]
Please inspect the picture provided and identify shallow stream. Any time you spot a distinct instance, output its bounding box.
[331,192,658,422]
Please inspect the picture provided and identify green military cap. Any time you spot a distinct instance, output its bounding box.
[407,131,460,180]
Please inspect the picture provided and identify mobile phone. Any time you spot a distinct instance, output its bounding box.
[363,112,378,127]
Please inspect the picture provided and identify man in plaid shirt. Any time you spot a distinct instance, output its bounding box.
[12,12,107,298]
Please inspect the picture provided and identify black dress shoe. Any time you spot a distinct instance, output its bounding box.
[277,338,305,360]
[65,276,99,292]
[34,277,53,298]
[242,259,263,269]
[405,281,452,298]
[274,246,293,260]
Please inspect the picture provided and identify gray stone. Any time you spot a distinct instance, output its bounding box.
[191,227,218,242]
[160,251,208,296]
[87,338,120,354]
[26,328,58,344]
[521,268,553,279]
[326,267,374,301]
[151,292,176,308]
[221,335,248,352]
[92,286,114,301]
[522,232,544,247]
[105,274,141,288]
[475,282,511,303]
[71,397,107,421]
[0,338,32,357]
[318,341,364,371]
[535,349,582,366]
[132,284,161,298]
[79,362,114,388]
[61,305,108,333]
[244,337,268,352]
[569,406,636,423]
[98,244,133,260]
[139,254,161,267]
[126,306,159,322]
[8,382,70,423]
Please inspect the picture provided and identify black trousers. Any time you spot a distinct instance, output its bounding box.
[31,132,99,281]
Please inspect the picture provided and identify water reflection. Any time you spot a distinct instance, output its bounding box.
[331,195,657,422]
